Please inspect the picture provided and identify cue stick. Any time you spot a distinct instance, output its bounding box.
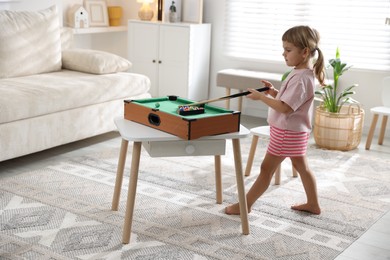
[187,87,270,106]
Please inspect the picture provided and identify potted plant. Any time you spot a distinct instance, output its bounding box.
[313,48,364,151]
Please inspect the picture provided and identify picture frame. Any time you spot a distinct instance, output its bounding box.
[163,0,181,23]
[182,0,203,24]
[85,0,109,27]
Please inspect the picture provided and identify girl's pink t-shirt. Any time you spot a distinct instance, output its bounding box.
[267,68,315,132]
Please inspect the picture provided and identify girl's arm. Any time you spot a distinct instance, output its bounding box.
[246,88,293,114]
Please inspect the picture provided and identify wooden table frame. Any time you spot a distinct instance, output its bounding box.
[111,118,250,244]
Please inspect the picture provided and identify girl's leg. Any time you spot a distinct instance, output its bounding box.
[225,153,285,215]
[290,156,321,214]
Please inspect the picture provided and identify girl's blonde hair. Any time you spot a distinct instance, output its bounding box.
[282,26,325,85]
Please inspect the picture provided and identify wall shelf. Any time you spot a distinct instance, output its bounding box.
[70,26,127,35]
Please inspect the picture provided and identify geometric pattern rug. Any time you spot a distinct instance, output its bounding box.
[1,137,390,259]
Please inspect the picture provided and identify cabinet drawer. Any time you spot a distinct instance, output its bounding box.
[143,140,226,157]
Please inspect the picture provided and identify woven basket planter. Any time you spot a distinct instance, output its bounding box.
[313,105,365,151]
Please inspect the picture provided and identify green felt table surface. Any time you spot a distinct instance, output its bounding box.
[132,96,235,119]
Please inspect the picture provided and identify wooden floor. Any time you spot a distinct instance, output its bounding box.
[1,115,389,260]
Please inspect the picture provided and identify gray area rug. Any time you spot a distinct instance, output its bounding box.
[1,138,390,259]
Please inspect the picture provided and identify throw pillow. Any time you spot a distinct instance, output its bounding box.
[0,6,62,78]
[62,48,132,74]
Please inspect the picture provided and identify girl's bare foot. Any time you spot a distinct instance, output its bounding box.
[291,203,321,215]
[225,203,251,215]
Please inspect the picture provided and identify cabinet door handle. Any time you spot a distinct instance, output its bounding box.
[152,59,156,63]
[158,60,162,64]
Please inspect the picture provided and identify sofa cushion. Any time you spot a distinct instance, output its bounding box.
[0,6,62,79]
[0,69,151,124]
[62,49,132,74]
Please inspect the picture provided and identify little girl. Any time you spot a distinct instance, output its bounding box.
[226,25,324,215]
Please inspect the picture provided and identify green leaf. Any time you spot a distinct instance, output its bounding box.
[314,48,358,113]
[281,70,292,81]
[336,47,340,59]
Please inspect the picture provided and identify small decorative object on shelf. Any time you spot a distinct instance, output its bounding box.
[108,6,122,26]
[85,0,109,27]
[157,0,163,21]
[137,0,154,21]
[67,4,89,28]
[169,1,178,23]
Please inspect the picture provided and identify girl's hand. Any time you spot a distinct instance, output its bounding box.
[261,80,275,95]
[246,88,265,100]
[261,80,278,97]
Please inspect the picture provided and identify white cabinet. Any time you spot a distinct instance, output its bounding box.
[128,20,211,100]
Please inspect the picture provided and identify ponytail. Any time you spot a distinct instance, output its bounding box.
[313,47,325,86]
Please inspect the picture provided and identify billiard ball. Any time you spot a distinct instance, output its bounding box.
[155,102,160,108]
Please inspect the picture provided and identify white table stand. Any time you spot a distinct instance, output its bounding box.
[111,118,250,244]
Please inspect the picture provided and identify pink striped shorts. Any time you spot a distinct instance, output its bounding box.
[267,126,309,157]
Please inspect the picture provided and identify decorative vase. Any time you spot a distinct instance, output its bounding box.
[313,105,365,151]
[169,11,178,23]
[108,6,122,26]
[168,1,178,23]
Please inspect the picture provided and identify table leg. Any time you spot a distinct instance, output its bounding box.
[365,114,378,150]
[214,155,222,204]
[111,139,129,211]
[378,115,388,145]
[245,135,259,176]
[237,90,243,112]
[274,165,281,185]
[122,141,142,244]
[231,138,249,235]
[225,88,231,109]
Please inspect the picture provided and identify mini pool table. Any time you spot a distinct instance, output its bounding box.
[124,96,241,140]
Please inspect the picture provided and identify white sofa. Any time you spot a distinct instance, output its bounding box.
[0,6,151,162]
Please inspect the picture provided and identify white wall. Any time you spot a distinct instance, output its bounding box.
[2,0,389,133]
